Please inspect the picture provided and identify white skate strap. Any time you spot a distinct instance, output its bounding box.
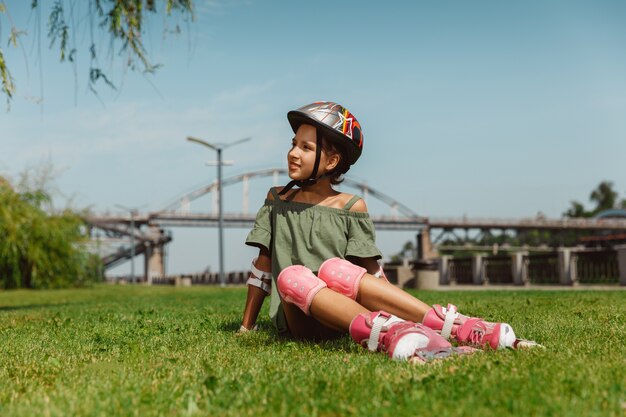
[441,304,458,340]
[367,314,388,352]
[247,258,271,294]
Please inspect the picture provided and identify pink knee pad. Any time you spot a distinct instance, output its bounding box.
[277,265,327,316]
[317,257,367,300]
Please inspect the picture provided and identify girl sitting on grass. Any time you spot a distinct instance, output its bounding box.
[240,101,539,363]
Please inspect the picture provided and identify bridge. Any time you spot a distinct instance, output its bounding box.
[86,168,626,280]
[91,212,626,232]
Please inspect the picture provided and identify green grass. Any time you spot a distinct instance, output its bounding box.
[0,285,624,417]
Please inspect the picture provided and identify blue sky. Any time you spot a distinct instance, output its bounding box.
[2,0,626,274]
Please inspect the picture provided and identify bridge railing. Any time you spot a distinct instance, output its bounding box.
[441,248,624,286]
[151,271,250,286]
[574,249,619,284]
[484,255,514,284]
[524,253,560,285]
[448,258,473,284]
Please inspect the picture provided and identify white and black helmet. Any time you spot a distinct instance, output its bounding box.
[281,101,364,194]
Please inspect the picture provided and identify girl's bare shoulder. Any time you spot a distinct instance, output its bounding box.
[348,197,368,213]
[336,192,368,212]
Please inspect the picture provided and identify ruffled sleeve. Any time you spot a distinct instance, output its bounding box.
[345,216,382,260]
[245,202,272,252]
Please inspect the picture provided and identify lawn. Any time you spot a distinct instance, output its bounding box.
[0,285,624,417]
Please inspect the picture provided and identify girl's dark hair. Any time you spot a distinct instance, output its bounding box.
[321,137,350,185]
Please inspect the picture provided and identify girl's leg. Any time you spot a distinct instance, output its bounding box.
[283,287,368,340]
[310,288,369,331]
[355,275,520,349]
[276,264,369,340]
[356,275,431,323]
[317,258,528,349]
[315,258,431,323]
[280,272,462,362]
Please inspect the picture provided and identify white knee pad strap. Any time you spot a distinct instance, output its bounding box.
[247,257,271,294]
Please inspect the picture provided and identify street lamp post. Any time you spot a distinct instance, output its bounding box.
[186,136,251,287]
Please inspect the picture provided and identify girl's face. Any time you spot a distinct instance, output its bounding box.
[287,124,339,180]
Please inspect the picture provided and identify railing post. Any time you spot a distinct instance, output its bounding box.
[472,254,484,285]
[616,244,626,286]
[521,255,529,285]
[570,250,579,285]
[511,251,527,286]
[558,248,574,285]
[439,255,450,285]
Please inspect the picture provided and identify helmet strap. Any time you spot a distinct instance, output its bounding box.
[279,129,325,196]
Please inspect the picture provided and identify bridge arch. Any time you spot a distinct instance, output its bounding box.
[158,168,422,219]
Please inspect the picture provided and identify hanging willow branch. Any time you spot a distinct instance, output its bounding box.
[0,0,194,107]
[0,48,15,101]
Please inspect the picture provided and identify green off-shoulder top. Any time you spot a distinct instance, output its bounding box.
[245,187,382,333]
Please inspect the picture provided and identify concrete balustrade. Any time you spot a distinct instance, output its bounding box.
[435,247,622,287]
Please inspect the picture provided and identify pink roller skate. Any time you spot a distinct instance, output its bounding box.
[350,311,476,364]
[423,304,541,350]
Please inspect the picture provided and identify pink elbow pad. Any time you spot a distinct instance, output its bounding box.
[317,257,367,300]
[277,265,327,315]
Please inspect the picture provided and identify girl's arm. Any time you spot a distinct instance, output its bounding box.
[240,247,272,331]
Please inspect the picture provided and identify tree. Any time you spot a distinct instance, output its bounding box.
[563,201,592,218]
[589,181,618,214]
[0,170,101,289]
[0,0,194,107]
[563,180,624,218]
